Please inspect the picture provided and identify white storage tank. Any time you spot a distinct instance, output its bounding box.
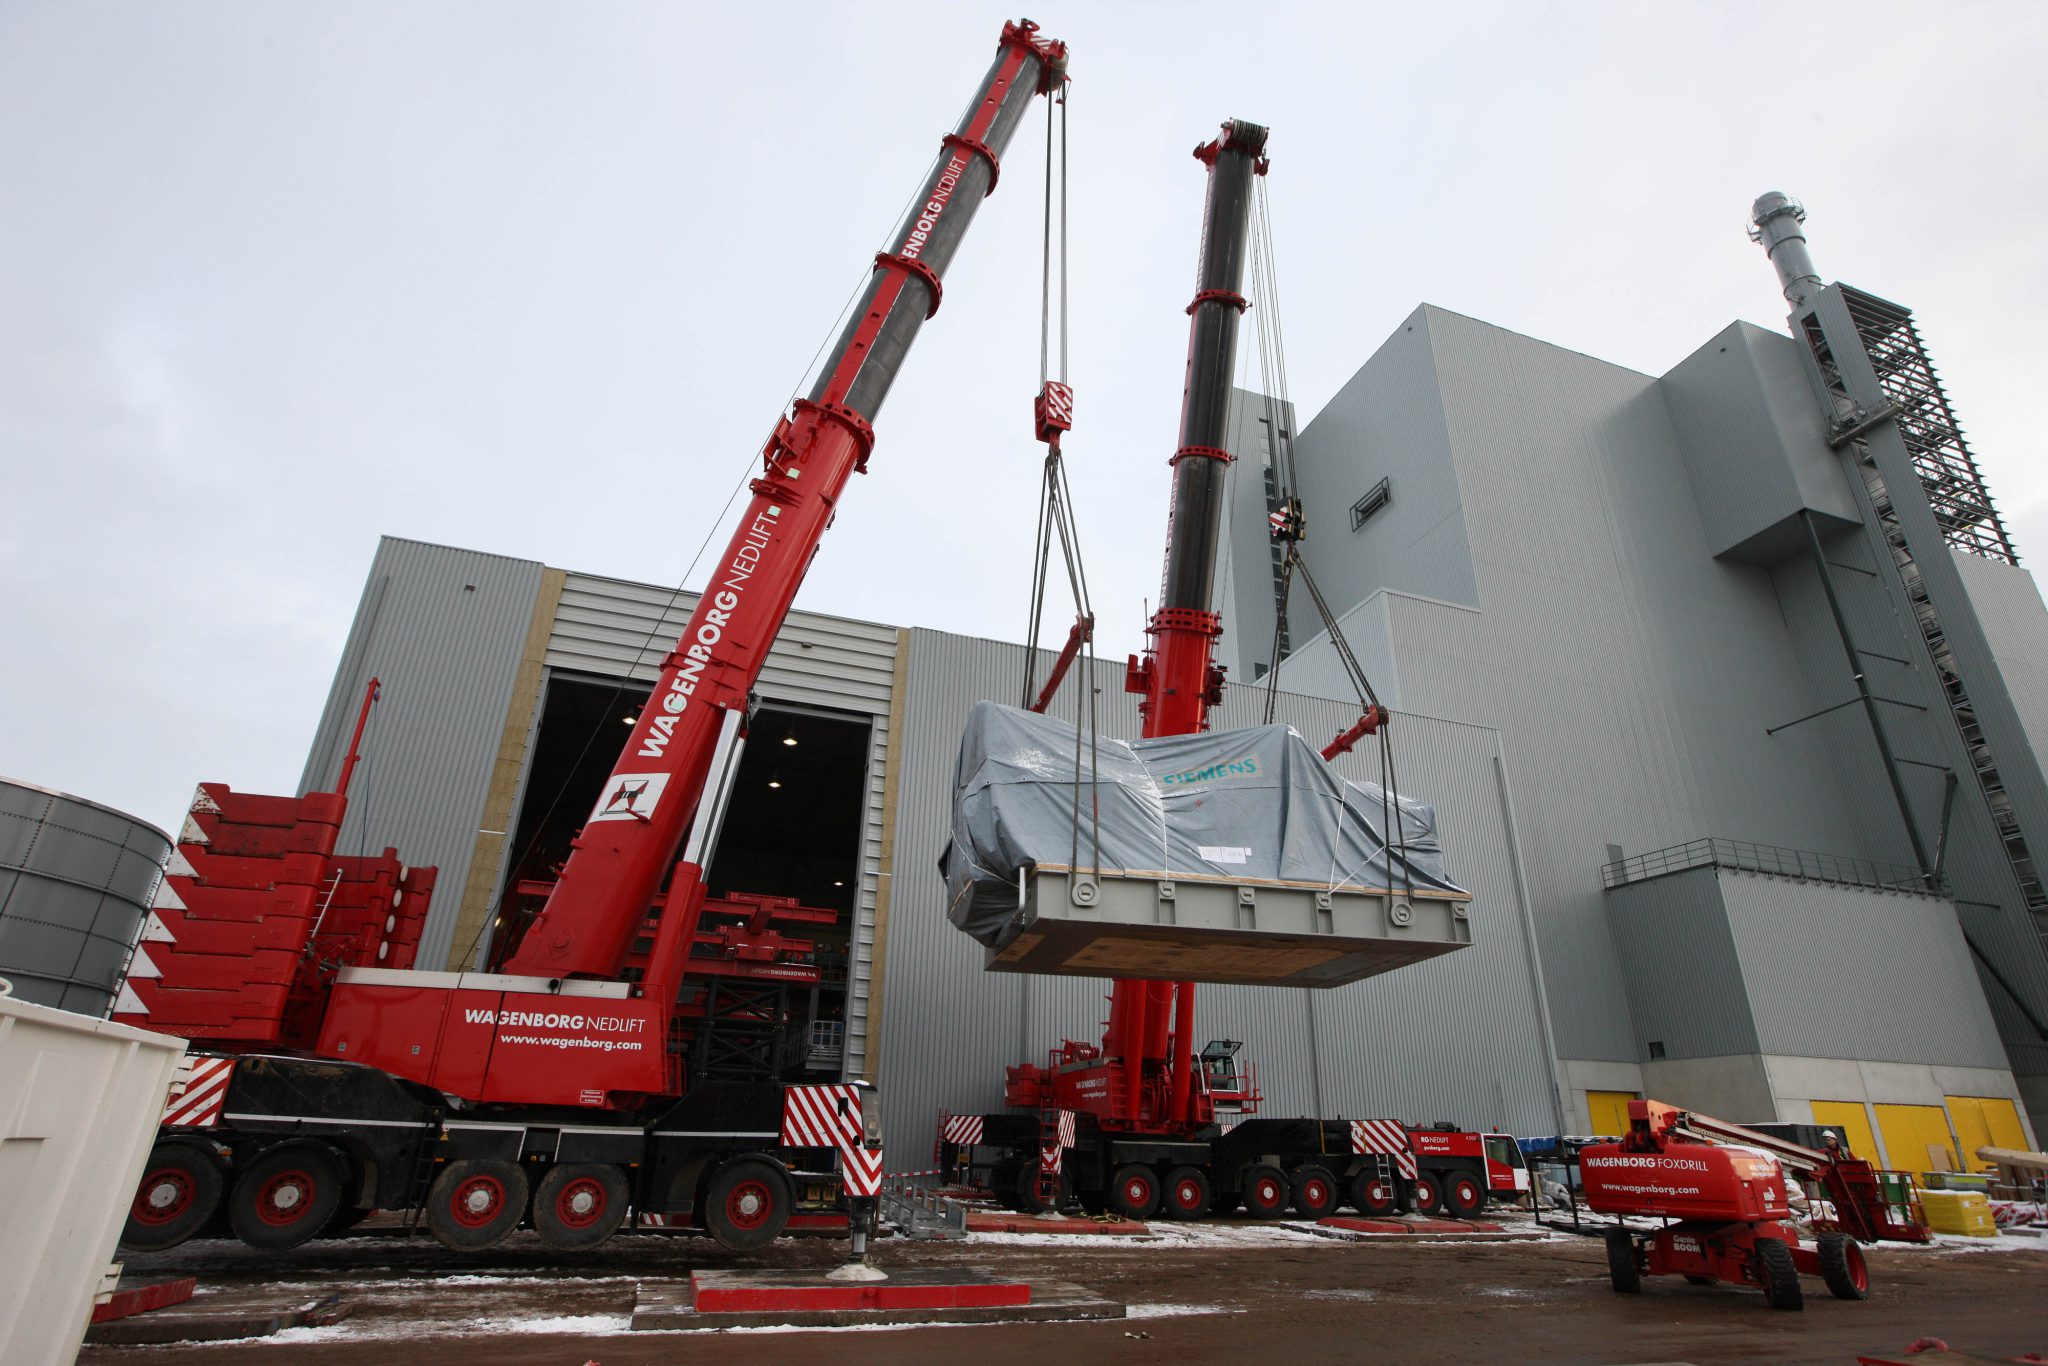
[0,777,172,1017]
[0,982,186,1365]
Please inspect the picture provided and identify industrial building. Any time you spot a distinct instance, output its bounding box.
[279,201,2043,1172]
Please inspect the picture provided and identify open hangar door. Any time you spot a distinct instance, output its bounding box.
[485,670,872,1082]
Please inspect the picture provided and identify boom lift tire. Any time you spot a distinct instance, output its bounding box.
[1408,1173,1444,1216]
[1817,1231,1870,1301]
[533,1163,630,1250]
[1444,1169,1485,1219]
[1111,1164,1161,1220]
[1604,1229,1640,1294]
[1350,1168,1397,1217]
[1291,1165,1338,1218]
[229,1143,346,1250]
[425,1159,530,1251]
[1242,1163,1289,1218]
[123,1141,225,1251]
[1013,1164,1071,1215]
[705,1156,793,1251]
[1163,1165,1211,1220]
[1754,1236,1804,1311]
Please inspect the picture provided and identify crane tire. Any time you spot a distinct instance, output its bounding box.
[1350,1168,1398,1217]
[1291,1165,1338,1218]
[124,1141,225,1251]
[1110,1164,1161,1220]
[704,1156,793,1252]
[1242,1163,1289,1218]
[1163,1166,1211,1220]
[534,1163,630,1251]
[426,1159,529,1251]
[229,1143,346,1251]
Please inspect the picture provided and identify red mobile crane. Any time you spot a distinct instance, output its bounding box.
[118,19,1069,1258]
[942,121,1509,1224]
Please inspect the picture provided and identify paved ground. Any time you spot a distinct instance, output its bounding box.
[88,1216,2047,1364]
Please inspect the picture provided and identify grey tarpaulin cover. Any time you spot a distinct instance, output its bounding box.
[942,700,1468,948]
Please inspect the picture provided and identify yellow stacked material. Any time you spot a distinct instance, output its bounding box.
[1919,1189,1999,1237]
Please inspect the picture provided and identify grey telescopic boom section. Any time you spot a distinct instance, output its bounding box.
[1750,191,1822,312]
[1159,119,1268,615]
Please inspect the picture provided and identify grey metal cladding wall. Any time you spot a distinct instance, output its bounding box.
[1603,869,1760,1061]
[1767,470,2048,1075]
[1387,306,1873,1064]
[0,777,171,1016]
[1661,322,1859,562]
[1718,871,2008,1068]
[1290,306,1477,619]
[1953,551,2048,791]
[544,571,899,1076]
[879,627,1559,1148]
[298,537,544,970]
[1213,683,1559,1130]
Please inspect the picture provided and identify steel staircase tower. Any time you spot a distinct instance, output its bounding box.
[1752,193,2048,958]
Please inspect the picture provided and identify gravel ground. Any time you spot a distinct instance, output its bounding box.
[86,1213,2048,1365]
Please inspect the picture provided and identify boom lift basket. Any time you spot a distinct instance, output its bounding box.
[941,702,1473,987]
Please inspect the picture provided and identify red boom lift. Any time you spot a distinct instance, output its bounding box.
[118,19,1069,1259]
[1582,1099,1928,1310]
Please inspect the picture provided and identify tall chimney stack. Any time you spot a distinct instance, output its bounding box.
[1749,191,1823,311]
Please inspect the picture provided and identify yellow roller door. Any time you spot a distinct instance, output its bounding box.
[1586,1090,1637,1136]
[1945,1096,2029,1170]
[1873,1102,1958,1178]
[1809,1100,1879,1162]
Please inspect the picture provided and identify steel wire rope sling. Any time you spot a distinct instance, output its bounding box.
[1015,74,1102,884]
[1245,173,1412,896]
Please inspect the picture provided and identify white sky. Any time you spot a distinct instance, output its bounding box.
[4,1,2045,836]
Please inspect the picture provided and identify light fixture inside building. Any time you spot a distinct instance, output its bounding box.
[833,880,844,887]
[767,776,782,790]
[621,714,635,725]
[781,730,799,747]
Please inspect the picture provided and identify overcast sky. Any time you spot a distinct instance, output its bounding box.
[4,0,2045,836]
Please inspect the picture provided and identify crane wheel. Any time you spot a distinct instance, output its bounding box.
[1754,1236,1804,1311]
[229,1143,346,1251]
[1604,1229,1641,1294]
[1349,1169,1397,1217]
[1408,1173,1444,1216]
[704,1156,793,1251]
[1444,1170,1485,1219]
[1242,1163,1289,1218]
[425,1159,529,1251]
[1291,1165,1338,1218]
[1163,1166,1211,1220]
[1111,1164,1161,1220]
[534,1164,630,1251]
[123,1141,225,1251]
[1817,1232,1870,1300]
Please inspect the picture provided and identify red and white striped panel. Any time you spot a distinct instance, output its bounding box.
[162,1057,235,1128]
[1057,1109,1076,1149]
[782,1084,882,1199]
[1350,1118,1417,1179]
[941,1114,984,1147]
[1037,1109,1077,1178]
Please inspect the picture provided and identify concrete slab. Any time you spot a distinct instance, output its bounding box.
[691,1267,1028,1313]
[965,1212,1152,1235]
[83,1293,346,1346]
[1312,1215,1541,1242]
[633,1278,1124,1331]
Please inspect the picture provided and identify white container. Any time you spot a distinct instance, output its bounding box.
[0,981,186,1366]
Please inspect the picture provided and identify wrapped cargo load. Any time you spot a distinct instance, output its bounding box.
[941,701,1473,987]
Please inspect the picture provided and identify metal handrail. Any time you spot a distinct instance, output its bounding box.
[1601,836,1946,896]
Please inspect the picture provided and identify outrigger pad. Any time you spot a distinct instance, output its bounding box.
[941,702,1473,988]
